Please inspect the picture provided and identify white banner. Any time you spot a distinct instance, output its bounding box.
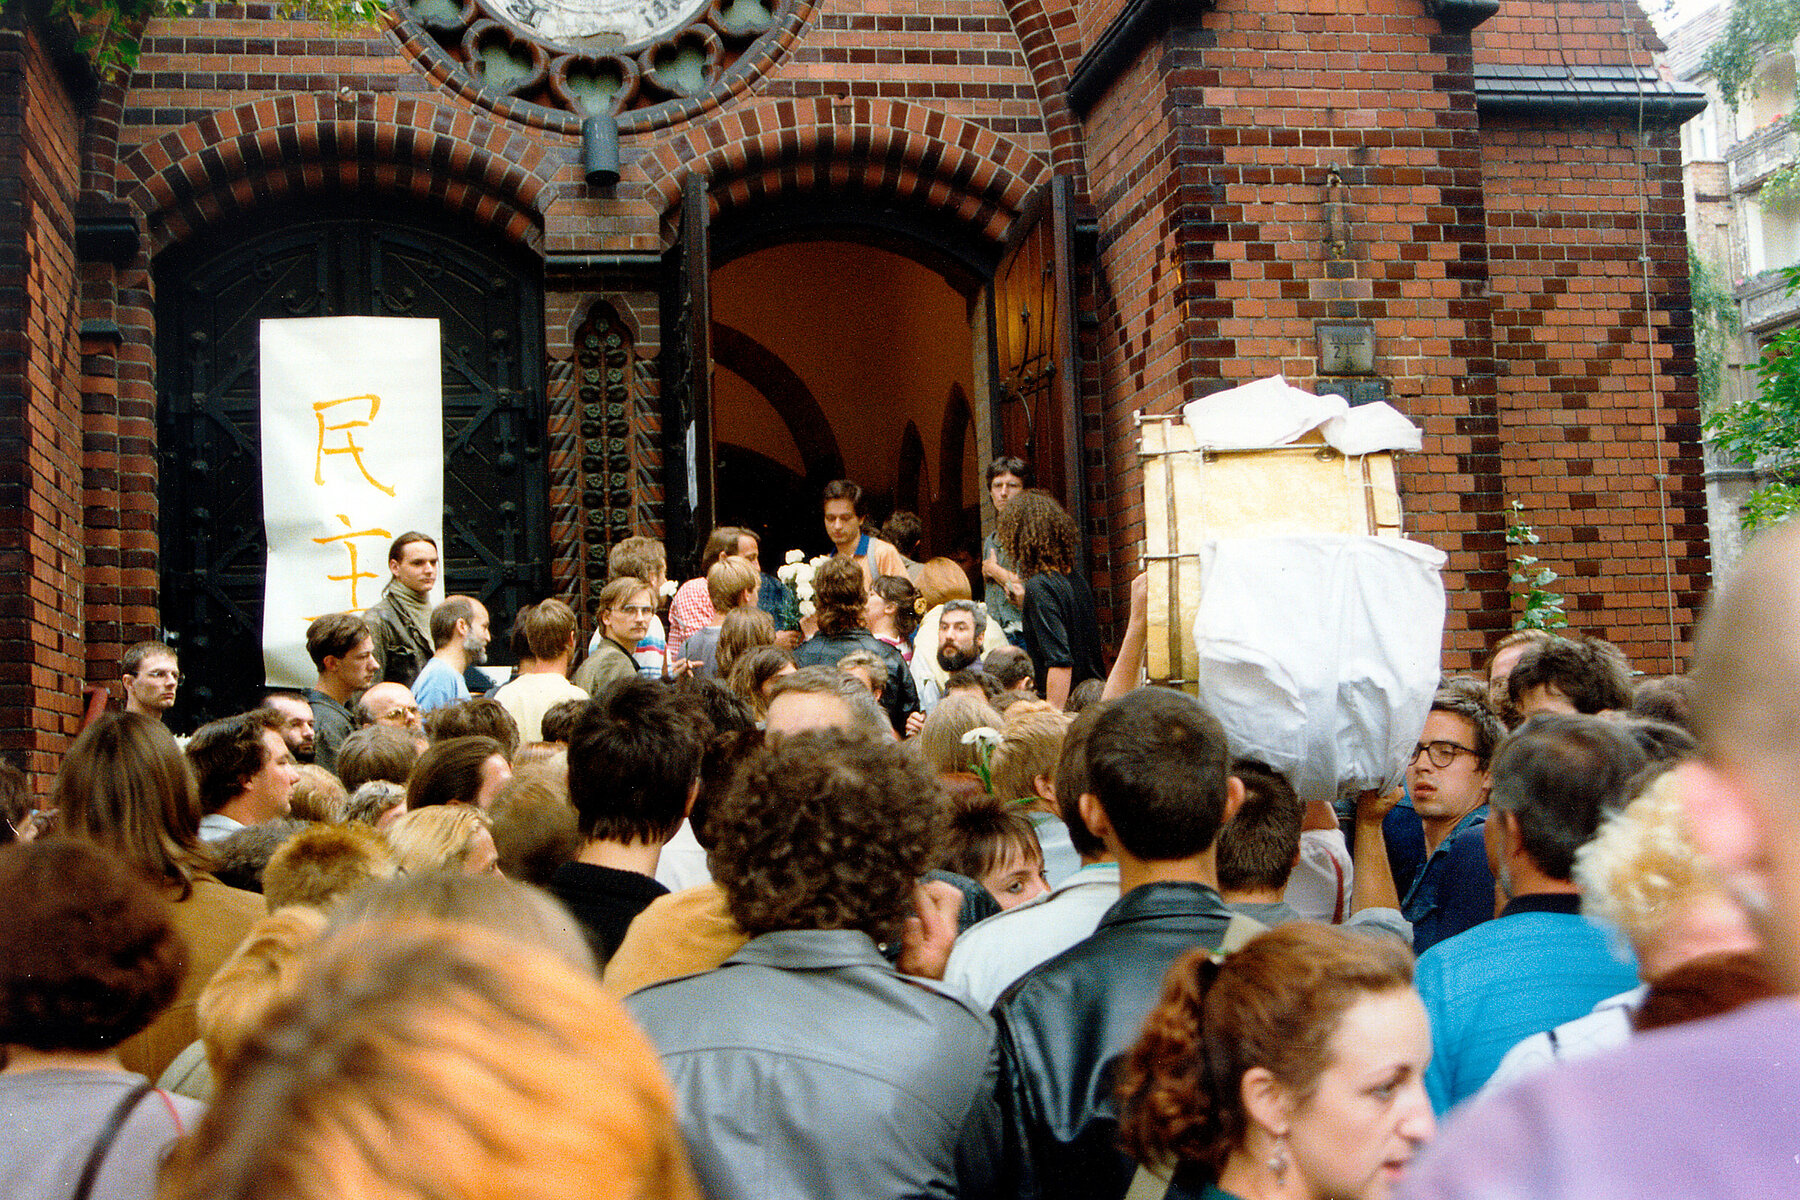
[260,317,444,688]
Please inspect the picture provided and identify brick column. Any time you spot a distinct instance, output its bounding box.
[0,14,92,778]
[1079,0,1507,668]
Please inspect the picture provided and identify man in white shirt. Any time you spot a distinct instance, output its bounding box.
[493,599,587,742]
[943,705,1119,1006]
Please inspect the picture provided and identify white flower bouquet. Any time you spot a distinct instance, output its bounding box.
[775,549,831,619]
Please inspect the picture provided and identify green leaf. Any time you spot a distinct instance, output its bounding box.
[1707,267,1800,526]
[38,0,383,79]
[1703,0,1800,110]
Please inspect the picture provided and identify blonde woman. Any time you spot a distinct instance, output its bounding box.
[1482,767,1759,1090]
[157,920,700,1200]
[914,693,1005,778]
[385,805,501,877]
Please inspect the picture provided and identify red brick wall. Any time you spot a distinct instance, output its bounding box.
[1482,118,1706,672]
[1078,0,1509,668]
[77,176,161,698]
[115,0,1059,251]
[1475,0,1706,673]
[0,0,1706,756]
[1475,0,1662,65]
[0,17,91,778]
[1080,32,1194,618]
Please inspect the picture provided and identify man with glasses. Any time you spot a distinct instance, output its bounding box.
[1402,521,1800,1198]
[574,577,658,699]
[121,641,180,723]
[355,681,426,737]
[1353,688,1506,953]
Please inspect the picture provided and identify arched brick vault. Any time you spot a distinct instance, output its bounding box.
[116,94,554,254]
[643,98,1052,247]
[991,0,1087,184]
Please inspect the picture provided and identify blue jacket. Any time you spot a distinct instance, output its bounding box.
[1390,802,1496,954]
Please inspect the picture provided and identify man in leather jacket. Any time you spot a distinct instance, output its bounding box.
[366,532,437,686]
[991,687,1250,1200]
[627,729,998,1200]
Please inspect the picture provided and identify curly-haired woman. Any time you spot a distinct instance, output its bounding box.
[1116,924,1435,1200]
[998,490,1105,708]
[625,731,996,1200]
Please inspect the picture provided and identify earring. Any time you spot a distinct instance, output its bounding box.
[1267,1136,1289,1183]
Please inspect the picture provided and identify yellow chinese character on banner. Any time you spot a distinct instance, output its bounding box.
[314,394,397,496]
[314,514,392,609]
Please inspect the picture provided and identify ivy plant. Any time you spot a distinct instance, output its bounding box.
[1702,0,1800,111]
[1690,243,1742,412]
[1705,264,1800,533]
[1764,159,1800,209]
[1505,502,1569,632]
[22,0,384,80]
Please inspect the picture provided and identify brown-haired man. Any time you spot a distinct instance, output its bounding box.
[821,480,905,587]
[411,595,491,714]
[121,640,180,722]
[189,708,299,841]
[305,612,378,773]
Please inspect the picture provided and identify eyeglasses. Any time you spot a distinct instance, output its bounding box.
[134,669,181,682]
[618,605,656,618]
[1410,740,1477,769]
[380,704,421,720]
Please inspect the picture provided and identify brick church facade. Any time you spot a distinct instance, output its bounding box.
[3,0,1706,775]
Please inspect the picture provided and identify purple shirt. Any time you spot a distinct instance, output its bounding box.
[1400,997,1800,1200]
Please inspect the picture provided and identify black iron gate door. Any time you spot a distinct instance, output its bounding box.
[155,203,548,728]
[659,175,714,579]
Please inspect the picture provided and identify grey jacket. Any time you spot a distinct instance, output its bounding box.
[365,580,432,686]
[625,928,1000,1200]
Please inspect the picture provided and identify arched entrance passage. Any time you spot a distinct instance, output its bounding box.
[706,201,999,565]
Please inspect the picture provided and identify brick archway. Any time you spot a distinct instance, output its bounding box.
[119,95,556,254]
[644,97,1052,248]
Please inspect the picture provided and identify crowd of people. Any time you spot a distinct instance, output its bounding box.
[1,466,1796,1200]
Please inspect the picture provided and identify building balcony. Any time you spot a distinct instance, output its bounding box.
[1738,268,1800,332]
[1728,120,1798,192]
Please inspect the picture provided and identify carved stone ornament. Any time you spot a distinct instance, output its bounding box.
[400,0,805,126]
